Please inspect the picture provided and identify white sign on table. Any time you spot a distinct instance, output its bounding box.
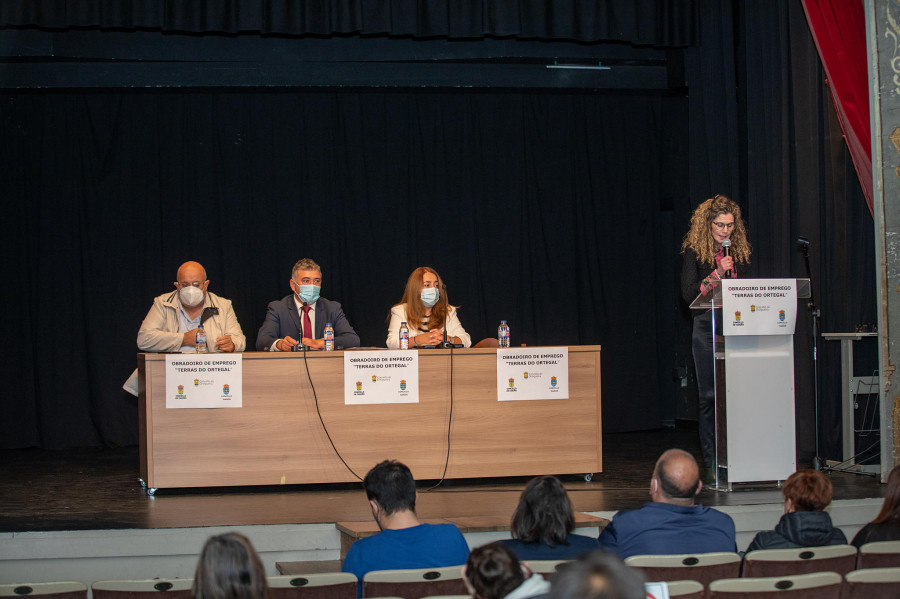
[344,350,419,405]
[721,278,798,336]
[165,354,242,408]
[497,347,569,401]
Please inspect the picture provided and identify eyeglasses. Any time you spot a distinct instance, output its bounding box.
[712,221,735,231]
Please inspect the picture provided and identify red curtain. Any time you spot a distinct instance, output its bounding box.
[801,0,872,215]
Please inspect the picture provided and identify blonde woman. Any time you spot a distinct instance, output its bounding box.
[386,266,471,349]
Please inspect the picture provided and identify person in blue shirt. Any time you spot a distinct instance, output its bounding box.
[598,449,737,558]
[501,475,600,561]
[342,460,470,595]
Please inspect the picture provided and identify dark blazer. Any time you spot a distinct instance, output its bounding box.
[255,294,360,350]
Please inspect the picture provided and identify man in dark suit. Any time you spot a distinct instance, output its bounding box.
[255,258,360,351]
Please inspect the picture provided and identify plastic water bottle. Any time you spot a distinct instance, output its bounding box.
[498,320,510,348]
[399,322,410,349]
[324,322,335,351]
[196,324,207,353]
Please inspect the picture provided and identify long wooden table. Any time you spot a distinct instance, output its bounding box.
[138,346,602,491]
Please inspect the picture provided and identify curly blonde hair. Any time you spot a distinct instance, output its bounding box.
[681,195,751,267]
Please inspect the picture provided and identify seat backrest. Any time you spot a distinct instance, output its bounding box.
[843,567,900,599]
[91,579,193,599]
[362,566,466,599]
[523,560,572,581]
[741,544,857,578]
[625,552,742,588]
[708,571,842,599]
[267,573,358,599]
[662,580,704,599]
[0,582,87,599]
[857,540,900,569]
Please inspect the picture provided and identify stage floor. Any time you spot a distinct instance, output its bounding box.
[0,429,885,533]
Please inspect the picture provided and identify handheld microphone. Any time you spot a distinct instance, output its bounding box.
[721,239,732,277]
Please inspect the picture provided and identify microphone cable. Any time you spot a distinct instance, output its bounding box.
[424,343,454,492]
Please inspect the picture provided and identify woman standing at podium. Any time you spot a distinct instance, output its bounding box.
[681,195,751,479]
[386,266,472,349]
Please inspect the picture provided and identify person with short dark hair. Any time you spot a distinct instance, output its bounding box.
[256,258,360,351]
[463,542,550,599]
[192,532,267,599]
[341,460,470,594]
[746,469,847,551]
[501,476,599,560]
[548,551,646,599]
[598,449,736,558]
[851,464,900,547]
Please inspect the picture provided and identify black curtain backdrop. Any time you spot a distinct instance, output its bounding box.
[0,0,877,464]
[0,90,673,449]
[0,0,698,45]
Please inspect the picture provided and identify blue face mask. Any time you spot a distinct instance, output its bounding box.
[420,287,440,307]
[297,284,320,305]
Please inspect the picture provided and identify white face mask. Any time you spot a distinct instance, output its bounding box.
[420,287,440,307]
[179,285,204,307]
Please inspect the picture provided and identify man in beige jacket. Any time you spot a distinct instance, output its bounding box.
[137,261,245,353]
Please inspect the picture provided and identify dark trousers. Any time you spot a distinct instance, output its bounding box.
[692,312,717,468]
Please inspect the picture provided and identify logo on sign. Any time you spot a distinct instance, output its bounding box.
[523,372,529,379]
[194,378,200,386]
[508,378,515,388]
[551,376,558,387]
[223,384,230,395]
[356,381,362,391]
[734,311,741,322]
[177,384,184,394]
[779,310,786,321]
[372,375,377,382]
[751,304,756,312]
[400,380,407,391]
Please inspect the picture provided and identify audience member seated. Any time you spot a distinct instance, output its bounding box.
[547,551,646,599]
[342,460,470,594]
[598,448,736,558]
[192,532,267,599]
[746,469,847,552]
[852,465,900,548]
[463,541,551,599]
[386,266,471,348]
[501,475,600,561]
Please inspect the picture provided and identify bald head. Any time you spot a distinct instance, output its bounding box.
[176,261,207,282]
[651,449,701,504]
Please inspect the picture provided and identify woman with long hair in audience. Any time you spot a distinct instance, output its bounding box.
[463,542,550,599]
[501,475,599,560]
[851,464,900,547]
[746,470,847,551]
[192,532,268,599]
[681,195,751,482]
[386,266,471,348]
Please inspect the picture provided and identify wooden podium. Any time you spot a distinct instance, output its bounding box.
[138,346,602,493]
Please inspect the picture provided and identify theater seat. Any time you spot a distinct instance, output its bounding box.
[267,573,358,599]
[843,567,900,599]
[362,566,467,599]
[0,582,87,599]
[856,540,900,569]
[663,580,704,599]
[708,571,842,598]
[91,579,193,599]
[741,545,857,578]
[625,551,741,591]
[523,559,571,580]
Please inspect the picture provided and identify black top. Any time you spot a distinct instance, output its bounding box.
[851,515,900,548]
[746,511,848,552]
[681,247,715,306]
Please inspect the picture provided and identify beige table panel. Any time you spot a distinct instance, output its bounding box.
[139,346,601,490]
